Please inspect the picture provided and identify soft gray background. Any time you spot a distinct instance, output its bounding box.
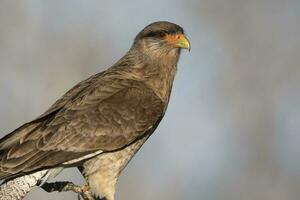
[0,1,299,200]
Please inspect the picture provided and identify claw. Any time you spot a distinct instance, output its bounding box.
[81,184,90,193]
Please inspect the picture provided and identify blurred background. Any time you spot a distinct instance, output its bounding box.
[0,0,299,199]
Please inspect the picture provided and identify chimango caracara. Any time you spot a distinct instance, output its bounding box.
[0,21,190,200]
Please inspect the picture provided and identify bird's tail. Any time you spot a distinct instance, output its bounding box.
[0,170,48,200]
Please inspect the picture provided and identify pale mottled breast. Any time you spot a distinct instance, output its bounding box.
[82,135,150,200]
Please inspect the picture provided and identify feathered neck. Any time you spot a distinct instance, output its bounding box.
[111,44,180,102]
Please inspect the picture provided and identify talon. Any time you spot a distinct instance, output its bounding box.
[81,184,90,193]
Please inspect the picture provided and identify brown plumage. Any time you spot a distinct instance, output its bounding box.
[0,21,190,200]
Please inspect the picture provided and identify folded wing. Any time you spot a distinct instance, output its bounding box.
[0,72,164,179]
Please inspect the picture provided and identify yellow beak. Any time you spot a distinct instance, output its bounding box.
[175,35,191,51]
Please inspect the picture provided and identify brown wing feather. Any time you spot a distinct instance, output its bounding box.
[37,72,105,120]
[0,72,104,151]
[0,77,164,178]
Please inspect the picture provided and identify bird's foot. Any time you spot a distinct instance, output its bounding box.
[41,181,94,200]
[78,184,94,200]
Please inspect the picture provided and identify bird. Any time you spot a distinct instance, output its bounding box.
[0,21,190,200]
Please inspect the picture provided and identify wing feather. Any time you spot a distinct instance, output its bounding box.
[0,74,164,178]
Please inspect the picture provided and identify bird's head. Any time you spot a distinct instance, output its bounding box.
[132,21,190,65]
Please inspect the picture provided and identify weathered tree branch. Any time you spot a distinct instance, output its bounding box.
[40,181,94,200]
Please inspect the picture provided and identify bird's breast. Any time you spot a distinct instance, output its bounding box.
[82,135,149,199]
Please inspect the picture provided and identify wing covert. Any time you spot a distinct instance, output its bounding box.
[0,80,164,176]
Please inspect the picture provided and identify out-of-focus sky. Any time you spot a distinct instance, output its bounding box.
[0,1,299,200]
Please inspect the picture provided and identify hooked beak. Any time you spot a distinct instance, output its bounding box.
[175,34,191,51]
[164,33,191,51]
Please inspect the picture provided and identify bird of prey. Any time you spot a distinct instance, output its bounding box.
[0,21,190,200]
